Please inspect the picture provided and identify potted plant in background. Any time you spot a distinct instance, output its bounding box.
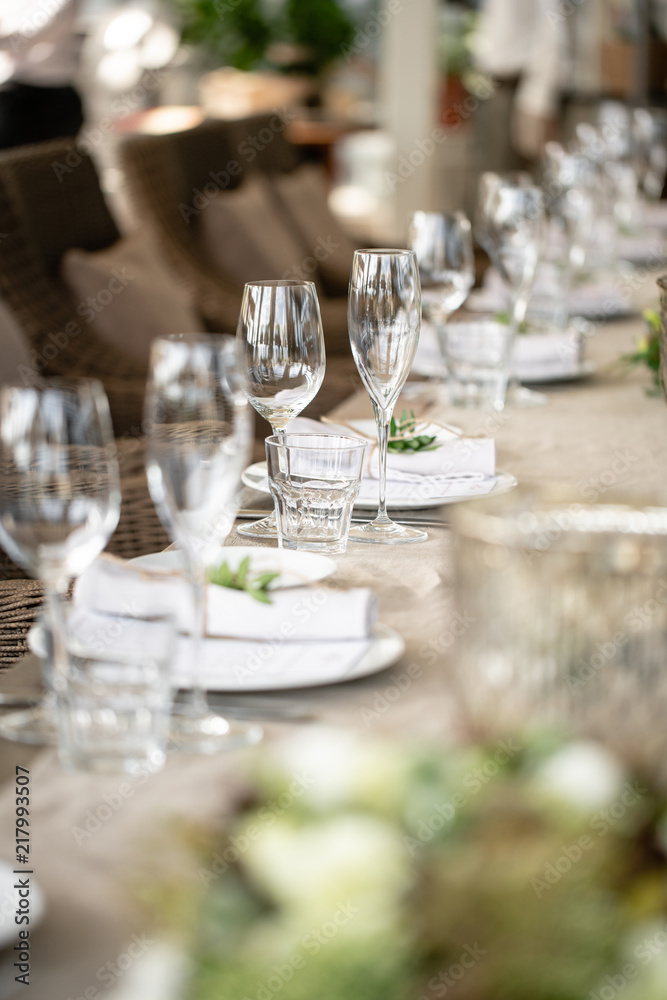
[169,0,356,97]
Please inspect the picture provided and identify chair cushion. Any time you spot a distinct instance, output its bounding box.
[61,232,201,365]
[0,301,31,384]
[198,173,315,288]
[270,164,359,295]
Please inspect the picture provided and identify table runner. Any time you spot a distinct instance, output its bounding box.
[1,283,667,999]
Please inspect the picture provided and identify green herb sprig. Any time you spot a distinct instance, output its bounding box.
[495,310,529,333]
[621,308,662,394]
[208,557,280,604]
[388,410,440,454]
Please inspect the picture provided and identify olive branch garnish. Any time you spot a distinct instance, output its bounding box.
[387,410,441,453]
[208,557,280,604]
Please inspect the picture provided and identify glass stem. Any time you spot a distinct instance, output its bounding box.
[45,582,69,696]
[188,561,208,716]
[374,402,392,526]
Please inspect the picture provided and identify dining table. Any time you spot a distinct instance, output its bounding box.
[0,267,666,1000]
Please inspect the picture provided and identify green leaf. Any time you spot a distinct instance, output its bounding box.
[253,572,281,589]
[235,556,250,587]
[247,589,272,604]
[387,411,442,455]
[208,559,280,604]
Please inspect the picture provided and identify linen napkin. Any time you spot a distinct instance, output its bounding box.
[512,332,584,380]
[287,417,496,485]
[468,267,631,319]
[284,417,497,503]
[59,605,376,691]
[74,554,377,641]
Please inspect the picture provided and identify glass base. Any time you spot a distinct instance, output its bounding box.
[506,383,548,407]
[0,701,56,745]
[237,514,278,540]
[348,519,428,545]
[167,703,263,755]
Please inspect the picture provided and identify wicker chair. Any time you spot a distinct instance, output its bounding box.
[0,141,147,436]
[118,115,361,438]
[0,434,170,666]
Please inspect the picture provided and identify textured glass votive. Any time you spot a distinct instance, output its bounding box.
[450,487,667,767]
[266,433,367,554]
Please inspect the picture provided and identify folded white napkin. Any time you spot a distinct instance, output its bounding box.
[614,233,667,265]
[74,554,377,641]
[61,606,374,691]
[287,417,495,486]
[513,332,583,378]
[468,267,631,319]
[642,202,667,230]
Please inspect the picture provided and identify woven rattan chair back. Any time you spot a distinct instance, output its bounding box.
[0,142,146,435]
[118,114,303,335]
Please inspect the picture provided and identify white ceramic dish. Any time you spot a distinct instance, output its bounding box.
[241,461,518,511]
[180,623,406,692]
[516,360,597,384]
[130,547,336,589]
[28,621,405,693]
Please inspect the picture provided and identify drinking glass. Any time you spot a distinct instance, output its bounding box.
[347,249,426,544]
[145,334,262,754]
[0,378,121,744]
[408,210,474,332]
[56,612,175,775]
[633,107,667,202]
[236,280,326,540]
[266,433,367,553]
[475,173,547,407]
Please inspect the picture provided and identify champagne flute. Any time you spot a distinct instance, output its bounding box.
[237,280,326,540]
[347,249,426,545]
[0,378,120,744]
[475,173,547,407]
[145,334,262,754]
[408,210,474,327]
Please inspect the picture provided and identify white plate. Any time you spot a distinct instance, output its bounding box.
[130,547,336,589]
[28,622,405,693]
[411,356,597,385]
[0,859,45,948]
[180,622,405,691]
[241,461,518,511]
[517,360,597,384]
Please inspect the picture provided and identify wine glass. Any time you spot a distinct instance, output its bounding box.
[633,107,667,202]
[145,333,262,754]
[0,378,121,744]
[475,173,547,407]
[236,280,326,540]
[408,211,474,326]
[347,249,426,545]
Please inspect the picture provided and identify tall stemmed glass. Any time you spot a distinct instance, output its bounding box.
[347,249,426,545]
[145,334,262,754]
[408,210,474,334]
[237,280,326,540]
[475,173,546,407]
[0,378,120,744]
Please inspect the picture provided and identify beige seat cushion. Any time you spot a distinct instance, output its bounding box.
[0,301,31,383]
[270,164,359,295]
[61,232,201,365]
[198,174,315,289]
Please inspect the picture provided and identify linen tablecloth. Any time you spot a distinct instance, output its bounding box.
[1,276,667,999]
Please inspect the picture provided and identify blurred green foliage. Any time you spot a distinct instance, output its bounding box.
[170,0,356,75]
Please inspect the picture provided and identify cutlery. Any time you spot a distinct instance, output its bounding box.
[236,509,449,528]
